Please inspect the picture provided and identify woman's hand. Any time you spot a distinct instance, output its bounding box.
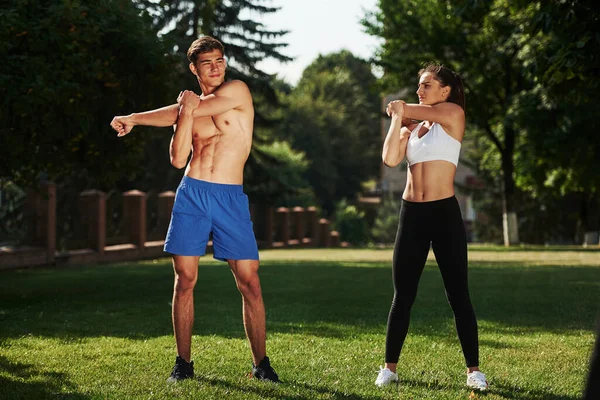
[386,100,405,118]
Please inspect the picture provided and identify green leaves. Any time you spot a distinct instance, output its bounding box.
[364,0,600,241]
[277,51,381,214]
[1,0,178,190]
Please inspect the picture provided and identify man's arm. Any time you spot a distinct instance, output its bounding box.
[192,80,251,118]
[170,91,200,169]
[110,104,179,137]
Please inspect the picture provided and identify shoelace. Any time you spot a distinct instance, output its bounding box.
[173,362,192,378]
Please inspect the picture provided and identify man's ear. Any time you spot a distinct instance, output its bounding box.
[189,62,198,76]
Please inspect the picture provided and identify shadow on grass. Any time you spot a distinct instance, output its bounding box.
[398,376,581,400]
[488,378,580,400]
[0,355,88,400]
[0,259,598,341]
[468,245,600,253]
[198,375,384,400]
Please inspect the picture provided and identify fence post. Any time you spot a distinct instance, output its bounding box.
[319,218,330,248]
[262,206,274,248]
[307,206,319,247]
[123,190,146,248]
[292,206,305,246]
[275,207,290,247]
[27,181,56,263]
[329,230,340,247]
[157,191,175,238]
[79,190,106,254]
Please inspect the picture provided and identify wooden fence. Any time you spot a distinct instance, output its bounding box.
[0,181,342,270]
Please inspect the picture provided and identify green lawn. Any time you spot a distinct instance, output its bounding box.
[1,247,599,399]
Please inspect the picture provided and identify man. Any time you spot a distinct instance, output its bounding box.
[109,36,279,383]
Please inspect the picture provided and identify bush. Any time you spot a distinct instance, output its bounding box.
[371,193,400,244]
[332,199,370,246]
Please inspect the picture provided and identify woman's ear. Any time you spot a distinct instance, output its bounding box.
[443,86,451,99]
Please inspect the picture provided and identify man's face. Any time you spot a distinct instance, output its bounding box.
[416,72,450,105]
[191,49,226,86]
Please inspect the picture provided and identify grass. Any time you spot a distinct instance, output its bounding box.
[0,246,599,399]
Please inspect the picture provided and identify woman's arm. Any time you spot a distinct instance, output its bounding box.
[382,101,411,167]
[402,102,465,138]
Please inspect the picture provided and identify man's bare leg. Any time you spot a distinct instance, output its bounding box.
[172,255,200,362]
[228,259,266,365]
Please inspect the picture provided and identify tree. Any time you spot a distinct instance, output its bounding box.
[134,0,306,203]
[278,50,381,214]
[135,0,291,111]
[371,192,400,244]
[362,0,599,245]
[515,0,600,241]
[1,0,178,189]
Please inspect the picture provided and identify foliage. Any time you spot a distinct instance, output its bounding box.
[515,0,600,232]
[0,179,27,245]
[133,0,305,203]
[135,0,292,100]
[371,193,400,244]
[278,50,381,214]
[0,0,178,190]
[363,0,600,242]
[363,0,533,243]
[244,140,315,206]
[332,199,370,246]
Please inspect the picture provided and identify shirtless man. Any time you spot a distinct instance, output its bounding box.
[109,36,279,383]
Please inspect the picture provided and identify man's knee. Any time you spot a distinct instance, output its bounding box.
[236,272,261,299]
[174,269,197,292]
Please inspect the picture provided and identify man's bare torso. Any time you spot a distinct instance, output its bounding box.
[183,90,254,185]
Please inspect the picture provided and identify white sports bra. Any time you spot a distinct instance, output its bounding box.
[406,122,461,167]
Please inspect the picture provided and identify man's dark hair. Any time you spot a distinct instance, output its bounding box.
[187,36,225,64]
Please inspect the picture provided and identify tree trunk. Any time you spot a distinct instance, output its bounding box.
[501,125,519,246]
[582,192,600,246]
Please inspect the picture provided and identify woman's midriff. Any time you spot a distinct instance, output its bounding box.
[402,160,457,202]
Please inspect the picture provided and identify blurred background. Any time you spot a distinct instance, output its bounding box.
[1,0,599,253]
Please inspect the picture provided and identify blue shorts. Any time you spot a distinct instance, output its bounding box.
[164,176,259,261]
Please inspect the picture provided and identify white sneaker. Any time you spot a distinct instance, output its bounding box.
[375,366,398,387]
[466,370,488,390]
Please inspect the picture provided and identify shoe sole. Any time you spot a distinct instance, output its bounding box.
[467,383,488,391]
[375,379,398,387]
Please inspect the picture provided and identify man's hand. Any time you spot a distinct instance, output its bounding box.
[386,100,405,118]
[110,115,135,137]
[177,90,201,114]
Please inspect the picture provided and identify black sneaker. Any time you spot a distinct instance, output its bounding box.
[167,355,194,383]
[252,356,281,383]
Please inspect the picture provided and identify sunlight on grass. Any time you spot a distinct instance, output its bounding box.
[0,247,598,399]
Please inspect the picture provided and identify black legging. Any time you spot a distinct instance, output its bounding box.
[385,196,479,367]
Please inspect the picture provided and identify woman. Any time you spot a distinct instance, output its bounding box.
[375,64,488,390]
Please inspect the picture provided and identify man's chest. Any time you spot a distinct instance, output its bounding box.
[191,111,239,139]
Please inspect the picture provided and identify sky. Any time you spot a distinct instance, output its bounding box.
[251,0,381,85]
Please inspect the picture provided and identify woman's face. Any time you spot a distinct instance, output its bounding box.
[416,72,450,105]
